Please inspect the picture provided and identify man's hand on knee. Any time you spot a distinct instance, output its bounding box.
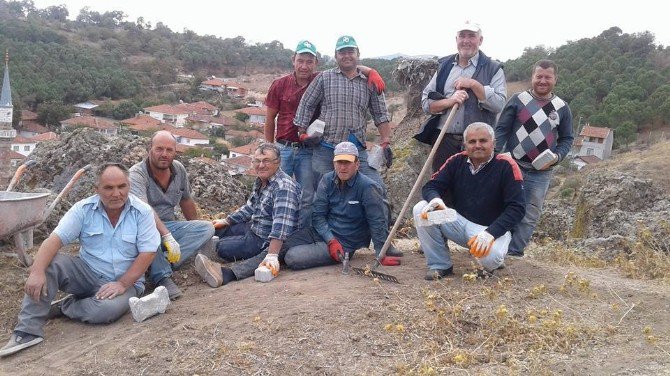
[95,281,127,300]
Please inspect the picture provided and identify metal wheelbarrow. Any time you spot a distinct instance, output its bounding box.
[0,161,90,266]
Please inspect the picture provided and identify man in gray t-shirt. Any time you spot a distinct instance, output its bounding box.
[129,131,214,299]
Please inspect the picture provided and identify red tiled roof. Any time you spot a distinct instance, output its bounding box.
[575,155,602,164]
[61,116,116,130]
[31,132,59,142]
[120,114,163,131]
[236,107,266,116]
[12,135,34,144]
[171,127,208,140]
[202,78,226,86]
[144,104,189,116]
[175,143,194,153]
[20,121,49,134]
[0,149,26,161]
[580,126,611,139]
[188,101,217,111]
[230,140,262,155]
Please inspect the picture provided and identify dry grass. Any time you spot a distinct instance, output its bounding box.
[616,223,670,281]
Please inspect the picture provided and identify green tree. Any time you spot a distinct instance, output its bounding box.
[37,100,71,128]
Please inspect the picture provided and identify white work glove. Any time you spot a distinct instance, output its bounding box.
[259,253,280,277]
[421,197,447,215]
[467,230,494,258]
[161,233,181,263]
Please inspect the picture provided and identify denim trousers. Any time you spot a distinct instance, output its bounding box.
[215,222,266,262]
[150,220,215,284]
[509,168,553,254]
[16,254,141,337]
[229,228,344,280]
[413,201,510,272]
[277,142,315,228]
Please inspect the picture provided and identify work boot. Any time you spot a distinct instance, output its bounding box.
[157,277,182,300]
[424,267,454,280]
[0,331,43,357]
[195,254,223,288]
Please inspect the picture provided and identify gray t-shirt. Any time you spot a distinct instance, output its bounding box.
[129,159,191,222]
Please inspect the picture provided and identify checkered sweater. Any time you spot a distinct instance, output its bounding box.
[495,90,574,170]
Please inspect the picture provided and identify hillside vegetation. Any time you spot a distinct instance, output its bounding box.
[0,1,668,144]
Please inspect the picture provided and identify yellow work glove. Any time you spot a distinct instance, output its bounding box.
[467,230,494,258]
[161,233,181,263]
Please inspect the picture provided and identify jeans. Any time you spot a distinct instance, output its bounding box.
[509,168,553,255]
[229,228,342,280]
[277,142,315,228]
[15,254,141,337]
[215,222,266,262]
[150,220,215,284]
[413,201,510,272]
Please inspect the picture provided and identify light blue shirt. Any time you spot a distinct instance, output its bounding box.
[53,194,160,290]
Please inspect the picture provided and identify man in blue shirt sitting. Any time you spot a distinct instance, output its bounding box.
[0,163,160,357]
[194,142,400,286]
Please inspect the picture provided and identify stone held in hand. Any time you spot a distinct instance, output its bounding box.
[307,119,325,137]
[417,208,457,226]
[129,285,171,323]
[254,265,275,283]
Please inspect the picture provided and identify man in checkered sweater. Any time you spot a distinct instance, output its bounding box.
[495,60,574,257]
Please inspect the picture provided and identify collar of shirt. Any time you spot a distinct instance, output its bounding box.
[334,67,366,79]
[333,171,359,188]
[87,194,140,220]
[466,152,494,175]
[453,51,481,68]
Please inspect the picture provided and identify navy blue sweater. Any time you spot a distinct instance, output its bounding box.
[422,152,526,238]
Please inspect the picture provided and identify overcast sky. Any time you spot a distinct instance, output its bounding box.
[31,0,670,62]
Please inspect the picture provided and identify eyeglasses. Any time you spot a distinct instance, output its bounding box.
[251,158,278,166]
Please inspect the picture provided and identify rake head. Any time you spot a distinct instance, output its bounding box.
[351,267,400,284]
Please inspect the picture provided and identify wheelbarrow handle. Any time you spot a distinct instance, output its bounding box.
[6,160,37,192]
[45,164,92,219]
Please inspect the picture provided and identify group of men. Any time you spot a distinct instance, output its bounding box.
[1,25,573,357]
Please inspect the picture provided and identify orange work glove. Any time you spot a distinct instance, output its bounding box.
[327,239,345,262]
[367,69,385,94]
[467,230,494,258]
[379,256,401,266]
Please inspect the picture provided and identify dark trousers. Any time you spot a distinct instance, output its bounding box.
[431,134,464,207]
[215,222,266,262]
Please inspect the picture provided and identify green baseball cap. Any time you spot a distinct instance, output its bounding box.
[295,40,317,56]
[335,35,358,51]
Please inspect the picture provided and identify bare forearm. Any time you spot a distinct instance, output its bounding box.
[180,198,199,220]
[378,122,392,144]
[117,252,156,289]
[31,234,62,274]
[154,212,169,236]
[264,108,278,142]
[267,239,283,255]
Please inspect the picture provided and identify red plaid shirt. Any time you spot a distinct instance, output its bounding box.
[266,72,319,142]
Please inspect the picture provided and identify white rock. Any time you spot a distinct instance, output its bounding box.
[307,119,325,137]
[416,209,457,226]
[254,265,275,283]
[129,285,170,323]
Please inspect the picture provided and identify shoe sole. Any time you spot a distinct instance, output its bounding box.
[0,337,43,357]
[195,255,223,288]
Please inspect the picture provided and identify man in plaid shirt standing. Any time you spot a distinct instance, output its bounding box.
[194,143,301,287]
[293,35,394,194]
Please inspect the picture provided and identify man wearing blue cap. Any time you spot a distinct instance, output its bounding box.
[265,39,385,228]
[292,35,394,196]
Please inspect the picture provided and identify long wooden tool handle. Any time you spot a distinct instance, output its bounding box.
[376,104,459,265]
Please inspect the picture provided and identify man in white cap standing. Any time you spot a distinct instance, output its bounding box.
[416,21,507,173]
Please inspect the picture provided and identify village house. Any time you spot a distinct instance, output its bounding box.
[73,101,99,116]
[10,132,59,156]
[570,125,614,170]
[120,114,163,134]
[228,140,262,159]
[236,106,267,126]
[143,101,218,127]
[199,78,248,98]
[60,116,118,136]
[221,155,256,176]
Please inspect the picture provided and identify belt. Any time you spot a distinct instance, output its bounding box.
[276,139,304,148]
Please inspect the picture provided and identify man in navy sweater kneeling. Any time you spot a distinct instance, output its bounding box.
[413,122,525,280]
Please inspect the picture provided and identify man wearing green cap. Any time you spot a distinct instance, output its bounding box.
[265,39,385,228]
[292,35,394,198]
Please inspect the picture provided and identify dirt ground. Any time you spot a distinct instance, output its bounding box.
[0,239,668,375]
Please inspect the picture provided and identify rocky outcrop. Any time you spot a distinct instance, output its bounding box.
[13,128,246,238]
[538,169,670,254]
